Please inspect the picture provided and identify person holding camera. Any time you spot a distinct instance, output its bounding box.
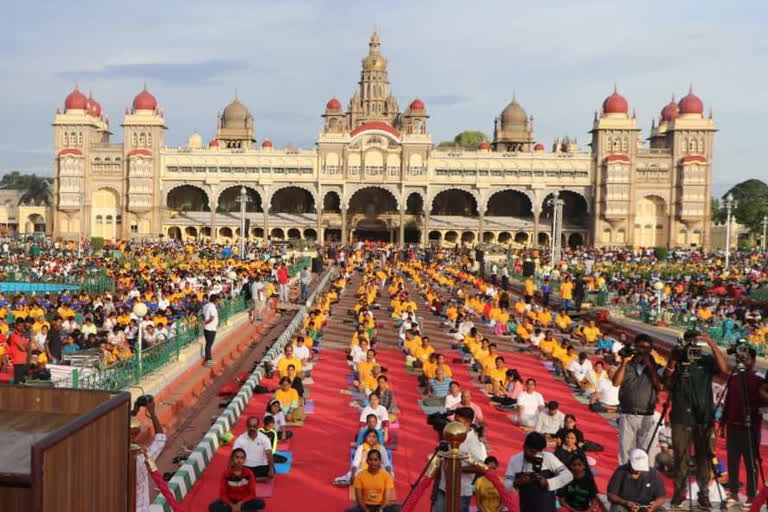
[606,449,666,512]
[612,334,662,465]
[504,432,573,512]
[663,330,728,509]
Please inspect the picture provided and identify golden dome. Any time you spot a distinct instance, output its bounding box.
[187,131,203,149]
[221,96,253,129]
[363,54,386,71]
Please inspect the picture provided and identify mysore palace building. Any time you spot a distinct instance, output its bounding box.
[52,32,716,249]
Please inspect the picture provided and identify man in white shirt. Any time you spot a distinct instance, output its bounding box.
[504,432,573,512]
[250,276,266,323]
[590,374,620,413]
[292,337,310,363]
[132,397,166,512]
[534,401,565,438]
[567,352,593,389]
[516,378,546,427]
[434,407,486,512]
[232,416,274,478]
[444,381,462,410]
[202,294,219,367]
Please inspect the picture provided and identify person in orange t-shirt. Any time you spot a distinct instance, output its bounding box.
[8,319,30,384]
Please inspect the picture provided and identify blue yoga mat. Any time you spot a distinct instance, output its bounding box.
[304,400,315,414]
[274,451,293,474]
[419,402,446,416]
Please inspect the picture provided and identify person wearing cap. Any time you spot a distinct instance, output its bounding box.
[504,431,573,512]
[606,448,666,512]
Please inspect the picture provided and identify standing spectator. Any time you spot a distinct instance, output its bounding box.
[208,448,265,512]
[8,319,30,384]
[202,294,219,367]
[277,263,290,304]
[722,346,765,507]
[249,275,265,324]
[300,266,311,303]
[45,316,63,364]
[132,397,166,512]
[606,449,666,512]
[232,417,274,478]
[504,432,573,512]
[611,334,661,465]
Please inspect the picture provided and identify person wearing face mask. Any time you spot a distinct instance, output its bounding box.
[504,432,573,512]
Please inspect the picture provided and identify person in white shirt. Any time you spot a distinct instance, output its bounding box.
[567,352,593,389]
[232,416,274,478]
[435,407,487,512]
[516,378,546,428]
[202,294,219,366]
[534,401,565,438]
[590,373,620,413]
[359,393,389,431]
[444,381,462,410]
[292,338,310,363]
[132,398,166,512]
[250,276,266,323]
[504,432,573,512]
[530,329,545,348]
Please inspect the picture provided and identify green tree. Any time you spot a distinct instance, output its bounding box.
[723,179,768,234]
[0,172,53,206]
[453,131,488,148]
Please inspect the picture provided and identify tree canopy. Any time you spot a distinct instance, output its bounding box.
[721,179,768,233]
[0,172,53,205]
[453,131,488,148]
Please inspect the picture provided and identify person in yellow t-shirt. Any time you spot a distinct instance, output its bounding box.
[555,311,572,332]
[352,450,395,511]
[474,456,502,512]
[276,345,303,377]
[539,332,557,359]
[560,278,574,311]
[582,320,600,344]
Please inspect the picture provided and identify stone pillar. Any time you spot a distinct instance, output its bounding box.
[533,210,540,247]
[263,210,269,244]
[423,212,430,246]
[478,211,484,245]
[399,209,405,246]
[341,207,347,245]
[210,206,217,243]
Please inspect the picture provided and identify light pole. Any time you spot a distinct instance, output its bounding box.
[723,193,737,267]
[547,191,564,266]
[77,191,83,259]
[133,302,148,379]
[236,186,250,260]
[653,280,665,321]
[762,215,768,252]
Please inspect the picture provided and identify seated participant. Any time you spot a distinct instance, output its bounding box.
[556,454,604,512]
[534,401,565,440]
[582,320,601,345]
[567,352,593,390]
[359,393,390,440]
[274,377,304,423]
[553,430,586,467]
[264,400,292,440]
[346,449,398,512]
[490,369,523,407]
[208,448,266,512]
[607,449,666,512]
[335,429,393,487]
[354,414,385,447]
[516,378,545,428]
[422,366,453,407]
[444,381,462,410]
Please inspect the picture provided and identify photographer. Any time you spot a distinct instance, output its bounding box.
[721,345,766,506]
[663,330,728,508]
[611,334,662,465]
[504,432,573,512]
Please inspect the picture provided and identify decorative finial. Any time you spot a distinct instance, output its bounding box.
[613,82,618,94]
[234,89,239,101]
[689,83,693,94]
[671,93,676,103]
[708,107,713,119]
[88,89,93,99]
[632,108,636,119]
[143,82,148,91]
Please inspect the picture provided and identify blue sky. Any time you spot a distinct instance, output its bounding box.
[2,0,766,197]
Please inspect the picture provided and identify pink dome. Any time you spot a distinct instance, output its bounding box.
[660,99,678,121]
[326,97,342,110]
[534,143,545,152]
[409,98,425,111]
[65,87,88,110]
[262,139,273,148]
[208,139,219,148]
[133,86,158,111]
[602,88,628,114]
[86,94,102,117]
[678,88,703,115]
[478,140,489,150]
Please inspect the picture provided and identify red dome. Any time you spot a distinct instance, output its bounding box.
[534,143,545,151]
[478,140,489,150]
[602,88,628,114]
[65,87,88,110]
[87,94,102,117]
[133,86,158,111]
[409,98,425,111]
[262,139,273,148]
[678,88,703,115]
[208,138,219,148]
[660,99,678,121]
[326,97,342,110]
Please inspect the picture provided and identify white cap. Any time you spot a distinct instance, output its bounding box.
[629,449,649,472]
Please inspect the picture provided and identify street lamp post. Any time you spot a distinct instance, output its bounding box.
[77,192,83,259]
[653,280,665,321]
[762,215,768,252]
[547,191,564,266]
[723,193,737,267]
[133,302,148,380]
[236,186,249,261]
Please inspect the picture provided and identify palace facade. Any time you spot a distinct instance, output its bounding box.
[52,32,715,248]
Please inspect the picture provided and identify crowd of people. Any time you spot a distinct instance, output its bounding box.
[0,239,311,382]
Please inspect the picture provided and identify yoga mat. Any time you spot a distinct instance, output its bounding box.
[274,451,293,474]
[304,399,315,414]
[255,479,274,498]
[302,377,315,384]
[419,403,445,416]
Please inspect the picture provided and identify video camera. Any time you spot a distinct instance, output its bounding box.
[427,411,451,435]
[676,329,705,364]
[617,344,639,359]
[727,338,752,362]
[514,454,553,486]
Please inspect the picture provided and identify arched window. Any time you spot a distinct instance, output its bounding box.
[147,133,152,146]
[78,132,83,146]
[116,215,122,224]
[63,132,69,146]
[139,133,146,147]
[133,133,138,146]
[106,215,113,224]
[95,215,103,224]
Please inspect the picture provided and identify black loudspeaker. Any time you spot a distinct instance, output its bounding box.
[523,260,535,277]
[311,257,323,273]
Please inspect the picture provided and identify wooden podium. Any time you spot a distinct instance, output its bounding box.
[0,386,131,512]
